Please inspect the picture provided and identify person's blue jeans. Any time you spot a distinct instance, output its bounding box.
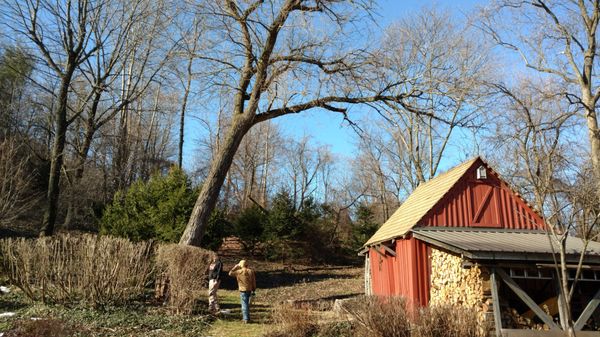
[240,291,251,322]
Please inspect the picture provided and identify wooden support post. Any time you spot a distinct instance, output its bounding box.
[496,268,560,330]
[364,254,372,296]
[491,268,503,337]
[574,287,600,331]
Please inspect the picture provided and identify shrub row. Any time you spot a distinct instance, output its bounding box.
[0,234,213,313]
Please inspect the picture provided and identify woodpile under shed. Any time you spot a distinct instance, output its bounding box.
[429,248,493,335]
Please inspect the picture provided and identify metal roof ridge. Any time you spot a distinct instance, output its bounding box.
[412,226,547,234]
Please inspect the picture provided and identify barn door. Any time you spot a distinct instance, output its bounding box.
[469,182,501,228]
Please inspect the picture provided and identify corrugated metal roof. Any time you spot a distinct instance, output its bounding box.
[412,227,600,262]
[364,157,478,246]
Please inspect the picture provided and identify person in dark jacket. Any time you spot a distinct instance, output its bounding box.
[207,254,222,313]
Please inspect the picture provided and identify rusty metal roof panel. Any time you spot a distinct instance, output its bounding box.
[412,227,600,262]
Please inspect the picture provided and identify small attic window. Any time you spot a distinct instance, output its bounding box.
[476,165,487,180]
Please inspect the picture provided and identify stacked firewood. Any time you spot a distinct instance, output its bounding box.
[502,308,550,330]
[429,248,494,333]
[430,248,486,307]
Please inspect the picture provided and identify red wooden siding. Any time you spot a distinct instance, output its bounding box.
[369,236,430,307]
[368,158,547,309]
[420,164,545,230]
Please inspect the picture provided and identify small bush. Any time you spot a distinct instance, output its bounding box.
[317,321,354,337]
[100,168,197,243]
[415,305,488,337]
[155,244,214,314]
[265,303,354,337]
[0,234,153,306]
[343,296,412,337]
[5,318,76,337]
[235,206,267,255]
[267,303,319,337]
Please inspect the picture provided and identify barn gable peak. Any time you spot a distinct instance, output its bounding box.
[364,157,545,247]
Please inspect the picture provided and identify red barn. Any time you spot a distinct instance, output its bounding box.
[361,157,600,336]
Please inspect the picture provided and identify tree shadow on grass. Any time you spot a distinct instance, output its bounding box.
[219,270,356,291]
[0,293,30,312]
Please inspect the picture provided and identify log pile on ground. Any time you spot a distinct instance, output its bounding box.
[429,248,493,336]
[502,308,550,330]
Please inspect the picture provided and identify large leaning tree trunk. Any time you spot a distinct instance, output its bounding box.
[179,0,421,246]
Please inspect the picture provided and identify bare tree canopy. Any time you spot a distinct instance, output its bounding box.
[481,0,600,202]
[179,0,422,246]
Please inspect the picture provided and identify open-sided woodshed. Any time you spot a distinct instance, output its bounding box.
[361,157,600,336]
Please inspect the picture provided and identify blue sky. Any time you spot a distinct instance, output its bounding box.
[274,0,486,167]
[183,0,488,171]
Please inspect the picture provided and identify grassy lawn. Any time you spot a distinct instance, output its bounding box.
[0,261,363,337]
[205,260,363,337]
[204,289,270,337]
[0,291,211,336]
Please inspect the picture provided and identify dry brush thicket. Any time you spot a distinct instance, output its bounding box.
[155,244,214,314]
[0,234,153,306]
[266,296,488,337]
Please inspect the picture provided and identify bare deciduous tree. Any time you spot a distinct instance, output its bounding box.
[63,0,174,227]
[373,8,491,189]
[283,137,333,210]
[2,0,106,235]
[488,78,598,335]
[0,138,39,225]
[179,0,421,246]
[482,0,600,201]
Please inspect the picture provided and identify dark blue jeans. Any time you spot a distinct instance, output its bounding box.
[240,291,251,321]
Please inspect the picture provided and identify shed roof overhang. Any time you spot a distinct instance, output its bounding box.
[412,227,600,265]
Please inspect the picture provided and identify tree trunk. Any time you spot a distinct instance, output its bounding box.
[178,54,194,169]
[586,110,600,190]
[582,91,600,202]
[63,93,100,228]
[41,69,74,236]
[179,113,254,246]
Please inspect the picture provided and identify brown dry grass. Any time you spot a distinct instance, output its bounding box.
[342,296,412,337]
[415,305,489,337]
[155,244,214,314]
[268,302,319,337]
[0,234,153,306]
[338,296,490,337]
[256,263,363,305]
[4,318,79,337]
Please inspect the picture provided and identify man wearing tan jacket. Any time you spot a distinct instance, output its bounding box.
[228,260,256,323]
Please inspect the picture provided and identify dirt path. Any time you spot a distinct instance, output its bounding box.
[204,261,363,337]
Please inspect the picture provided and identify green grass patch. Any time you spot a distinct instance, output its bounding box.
[0,290,211,336]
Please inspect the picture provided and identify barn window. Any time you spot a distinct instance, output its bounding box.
[476,165,487,179]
